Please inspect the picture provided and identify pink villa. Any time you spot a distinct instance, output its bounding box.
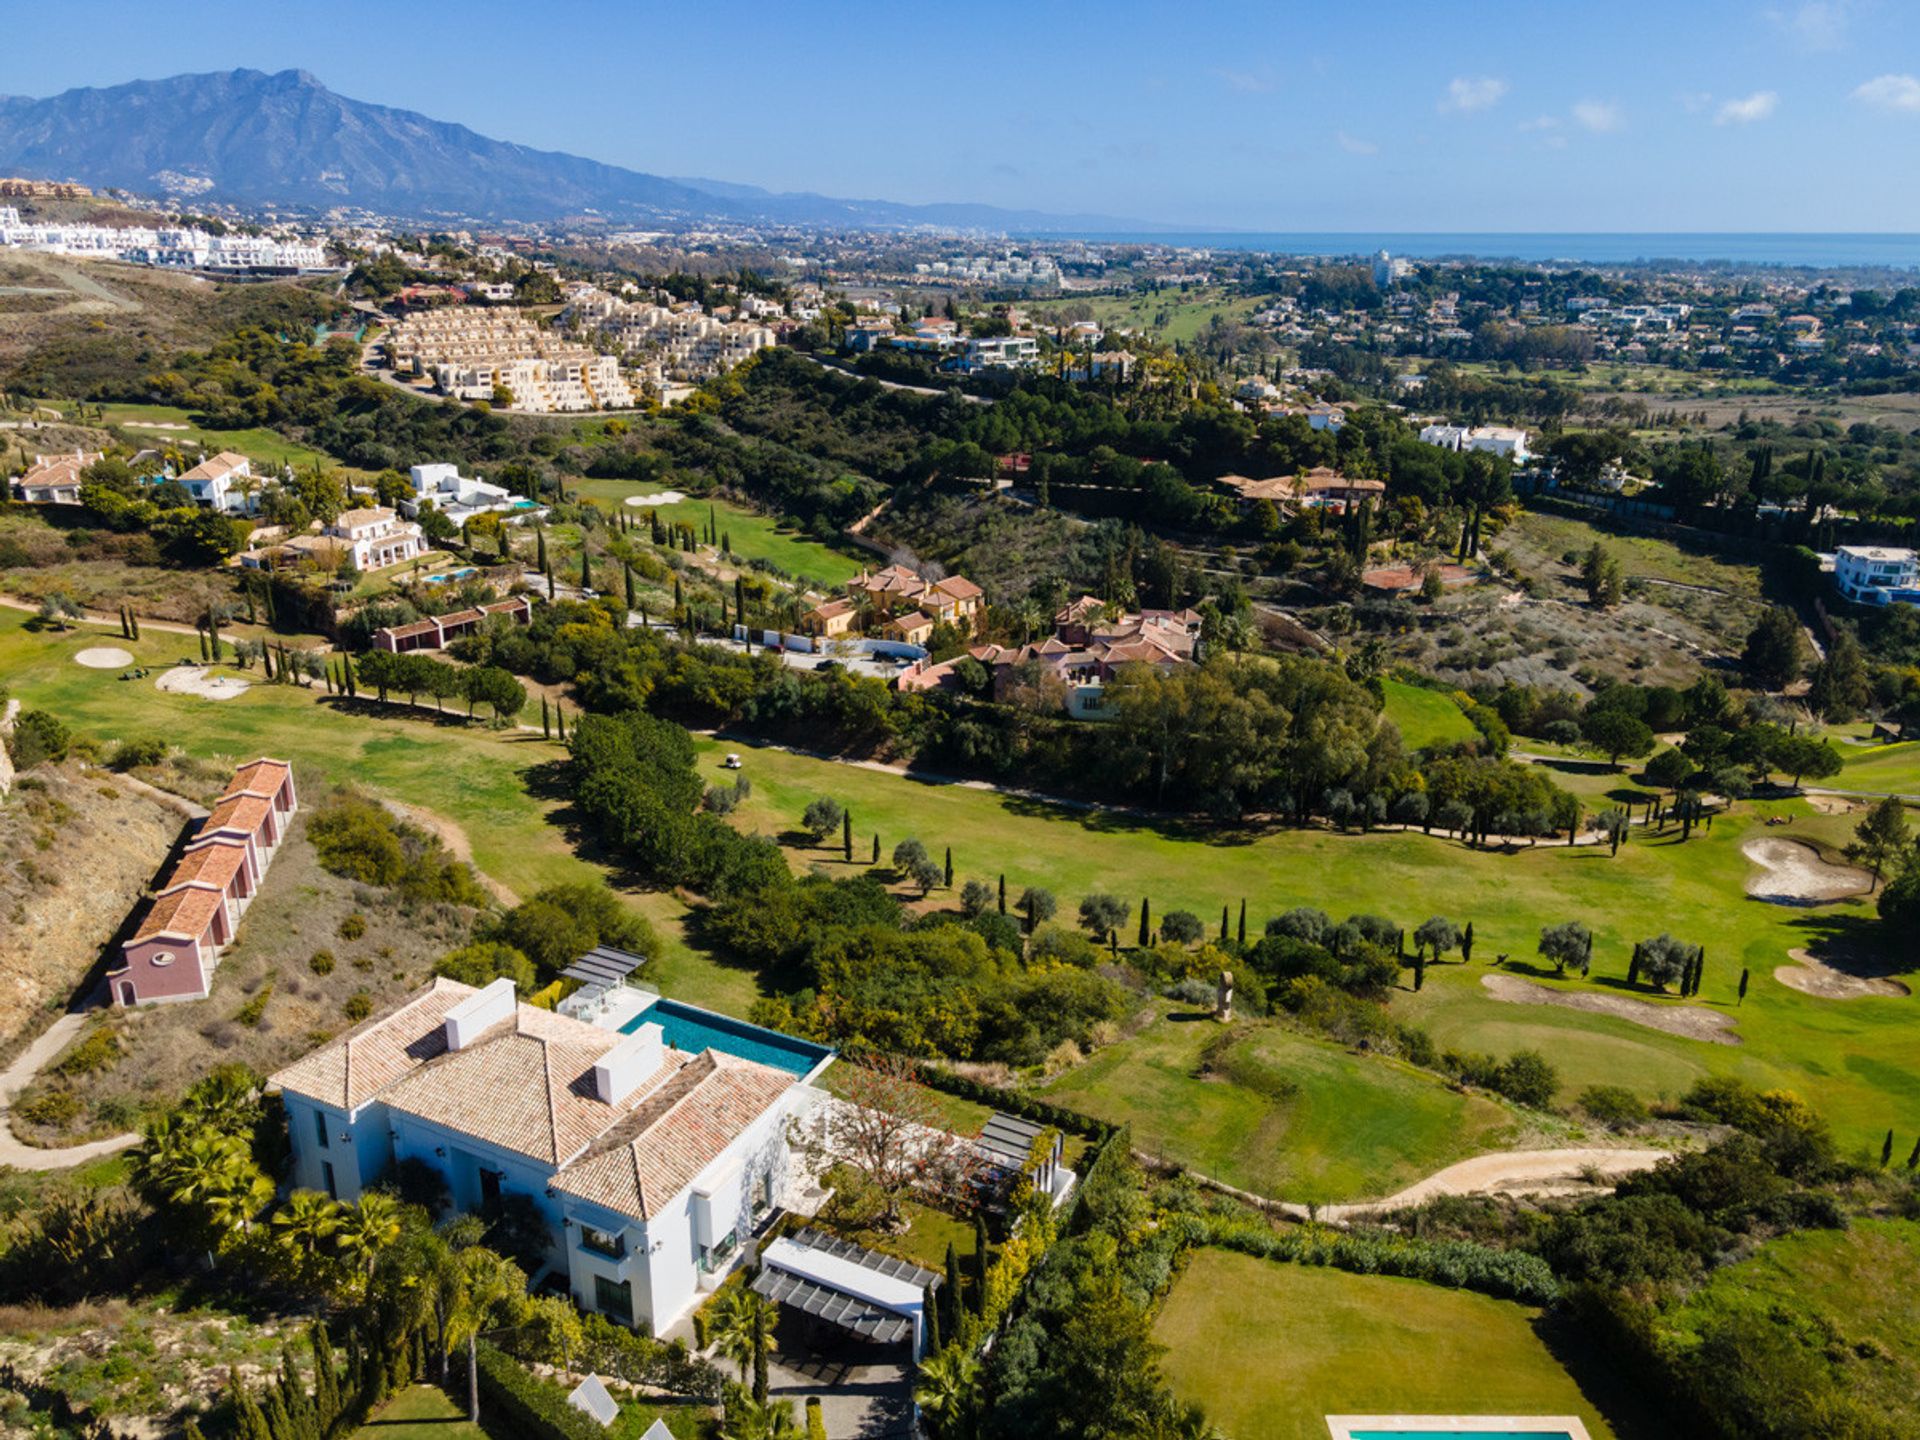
[109,759,298,1007]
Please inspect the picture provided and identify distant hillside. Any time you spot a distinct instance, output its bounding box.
[0,69,1141,233]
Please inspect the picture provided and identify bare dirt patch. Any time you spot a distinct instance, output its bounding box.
[155,665,251,701]
[72,646,134,669]
[1481,972,1741,1044]
[624,489,688,506]
[1804,794,1861,816]
[1776,948,1911,1000]
[1741,836,1874,905]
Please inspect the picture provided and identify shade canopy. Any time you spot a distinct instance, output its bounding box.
[752,1227,939,1347]
[562,946,647,988]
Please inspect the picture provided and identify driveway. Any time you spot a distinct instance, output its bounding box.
[0,1010,140,1170]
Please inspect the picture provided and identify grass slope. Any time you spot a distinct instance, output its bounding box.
[694,736,1918,1153]
[1042,1006,1517,1203]
[1380,678,1476,750]
[1155,1249,1630,1440]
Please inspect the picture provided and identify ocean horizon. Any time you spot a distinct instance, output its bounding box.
[1047,231,1920,269]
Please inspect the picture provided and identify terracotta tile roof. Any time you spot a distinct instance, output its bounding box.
[132,884,226,943]
[160,842,247,893]
[223,758,291,801]
[271,977,479,1111]
[807,598,856,620]
[551,1051,794,1219]
[180,451,250,481]
[378,1006,647,1165]
[335,506,396,530]
[931,576,982,601]
[888,611,931,633]
[204,793,273,836]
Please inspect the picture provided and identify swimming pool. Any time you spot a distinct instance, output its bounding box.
[620,997,832,1077]
[1328,1420,1586,1440]
[422,567,478,585]
[1348,1432,1574,1439]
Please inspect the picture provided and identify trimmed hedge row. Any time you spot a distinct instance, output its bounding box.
[474,1343,611,1440]
[1179,1214,1561,1306]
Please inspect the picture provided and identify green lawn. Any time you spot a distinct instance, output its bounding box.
[571,481,867,589]
[83,401,344,474]
[1504,507,1765,598]
[0,609,759,1017]
[353,1385,497,1440]
[695,735,1919,1154]
[1043,1006,1517,1203]
[1831,740,1920,797]
[1380,678,1476,750]
[1656,1219,1920,1434]
[1155,1250,1634,1440]
[1025,286,1262,345]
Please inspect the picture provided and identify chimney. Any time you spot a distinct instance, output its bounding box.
[443,977,516,1052]
[595,1023,665,1105]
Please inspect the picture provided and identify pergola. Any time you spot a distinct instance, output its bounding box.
[752,1227,940,1354]
[560,946,647,1008]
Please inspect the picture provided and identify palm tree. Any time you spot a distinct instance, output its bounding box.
[718,1392,802,1440]
[273,1189,344,1286]
[444,1246,526,1423]
[914,1344,980,1440]
[705,1286,775,1391]
[335,1192,403,1280]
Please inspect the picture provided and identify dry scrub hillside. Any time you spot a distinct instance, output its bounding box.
[0,764,184,1051]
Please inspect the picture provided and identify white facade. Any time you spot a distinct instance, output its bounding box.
[328,507,427,570]
[404,462,535,524]
[1833,545,1920,607]
[0,216,327,270]
[178,452,256,513]
[960,335,1041,372]
[1419,423,1532,462]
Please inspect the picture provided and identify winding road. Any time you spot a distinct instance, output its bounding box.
[0,1012,140,1170]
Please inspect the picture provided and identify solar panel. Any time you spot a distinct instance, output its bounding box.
[561,946,647,985]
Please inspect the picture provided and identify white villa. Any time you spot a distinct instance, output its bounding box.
[272,976,835,1336]
[11,449,101,504]
[1832,545,1920,608]
[403,462,539,525]
[1419,423,1533,463]
[178,451,257,514]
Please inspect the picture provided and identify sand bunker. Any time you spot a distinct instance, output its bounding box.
[1803,794,1860,816]
[73,646,134,669]
[1482,973,1741,1044]
[624,490,688,507]
[155,666,251,701]
[1776,948,1910,1000]
[1741,836,1873,905]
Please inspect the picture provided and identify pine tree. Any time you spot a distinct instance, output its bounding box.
[1138,896,1151,947]
[1237,898,1247,946]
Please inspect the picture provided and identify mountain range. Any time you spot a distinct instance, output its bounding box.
[0,69,1138,233]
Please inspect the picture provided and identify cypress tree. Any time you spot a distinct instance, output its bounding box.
[752,1310,768,1403]
[541,696,551,738]
[1738,967,1750,1005]
[735,576,746,623]
[131,609,140,641]
[1627,943,1643,989]
[230,1372,271,1440]
[1882,1129,1895,1167]
[1138,896,1151,947]
[1220,905,1230,942]
[944,847,953,888]
[1462,921,1475,962]
[311,1321,339,1435]
[842,811,853,862]
[580,549,592,591]
[871,833,880,864]
[1237,898,1246,946]
[723,530,732,556]
[673,576,683,608]
[199,629,210,663]
[557,706,567,742]
[536,528,547,570]
[263,645,275,682]
[1413,951,1426,991]
[998,874,1007,914]
[625,565,637,610]
[943,1241,964,1337]
[1907,1135,1920,1171]
[186,1421,210,1440]
[972,1214,990,1313]
[265,1387,295,1440]
[923,1281,942,1354]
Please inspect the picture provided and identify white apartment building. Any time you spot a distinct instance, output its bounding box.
[0,214,327,270]
[385,308,635,412]
[565,289,775,382]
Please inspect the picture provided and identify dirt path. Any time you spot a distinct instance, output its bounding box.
[0,1012,140,1170]
[1481,972,1741,1044]
[382,800,520,906]
[1308,1146,1669,1219]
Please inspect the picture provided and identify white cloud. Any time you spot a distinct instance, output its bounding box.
[1716,90,1779,124]
[1440,76,1508,113]
[1335,130,1379,156]
[1772,2,1851,51]
[1852,73,1920,112]
[1573,99,1623,133]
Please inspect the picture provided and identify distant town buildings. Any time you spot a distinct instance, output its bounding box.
[564,286,776,385]
[0,209,328,270]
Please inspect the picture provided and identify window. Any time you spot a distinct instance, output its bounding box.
[479,1167,503,1203]
[580,1225,625,1260]
[321,1162,337,1200]
[593,1274,632,1325]
[314,1110,330,1149]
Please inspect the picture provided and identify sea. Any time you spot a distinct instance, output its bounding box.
[1055,232,1920,270]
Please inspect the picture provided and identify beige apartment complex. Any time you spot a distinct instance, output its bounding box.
[384,309,636,412]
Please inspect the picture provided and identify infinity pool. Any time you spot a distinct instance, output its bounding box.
[620,997,831,1076]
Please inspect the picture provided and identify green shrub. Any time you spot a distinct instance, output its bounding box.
[805,1397,827,1440]
[474,1342,624,1440]
[110,737,170,770]
[53,1024,121,1077]
[233,984,273,1027]
[1579,1085,1650,1128]
[343,990,372,1022]
[309,950,336,976]
[14,1088,81,1127]
[338,914,367,942]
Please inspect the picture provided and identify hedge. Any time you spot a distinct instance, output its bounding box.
[474,1343,613,1440]
[1180,1215,1561,1306]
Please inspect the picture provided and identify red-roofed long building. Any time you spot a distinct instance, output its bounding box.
[109,758,297,1006]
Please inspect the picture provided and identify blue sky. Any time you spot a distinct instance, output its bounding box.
[6,0,1920,230]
